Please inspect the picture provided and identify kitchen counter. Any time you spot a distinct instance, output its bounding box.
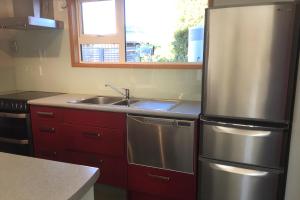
[28,94,201,119]
[0,152,99,200]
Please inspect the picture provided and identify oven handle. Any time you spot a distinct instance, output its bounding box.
[0,112,27,119]
[0,137,29,145]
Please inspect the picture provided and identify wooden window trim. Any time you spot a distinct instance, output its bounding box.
[67,0,211,69]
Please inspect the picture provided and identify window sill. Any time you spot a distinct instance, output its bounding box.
[71,62,203,69]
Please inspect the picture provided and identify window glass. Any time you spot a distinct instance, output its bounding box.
[81,44,120,62]
[125,0,206,63]
[81,0,117,35]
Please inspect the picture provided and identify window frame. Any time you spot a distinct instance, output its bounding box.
[67,0,213,69]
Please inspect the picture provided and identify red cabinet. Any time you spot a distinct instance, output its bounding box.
[31,106,63,122]
[63,124,124,157]
[30,106,127,189]
[35,149,61,161]
[31,105,197,198]
[128,164,196,200]
[63,150,127,188]
[128,191,173,200]
[64,109,126,129]
[31,106,63,161]
[32,122,61,150]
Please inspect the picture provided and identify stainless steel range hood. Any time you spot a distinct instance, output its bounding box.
[0,0,64,30]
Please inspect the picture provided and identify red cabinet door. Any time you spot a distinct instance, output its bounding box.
[31,119,63,162]
[63,150,127,188]
[62,124,125,157]
[128,191,173,200]
[64,109,126,129]
[128,164,196,200]
[32,122,62,150]
[35,148,61,161]
[31,106,64,123]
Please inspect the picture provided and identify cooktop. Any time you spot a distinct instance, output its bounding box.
[0,91,62,100]
[0,91,62,113]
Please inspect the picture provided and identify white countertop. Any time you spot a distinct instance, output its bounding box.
[28,94,201,119]
[0,152,99,200]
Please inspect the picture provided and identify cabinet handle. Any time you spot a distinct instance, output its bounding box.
[147,173,170,182]
[39,127,55,133]
[37,111,54,117]
[40,151,57,157]
[87,158,104,166]
[82,132,102,138]
[210,163,269,177]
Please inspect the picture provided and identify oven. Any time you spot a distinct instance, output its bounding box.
[0,112,33,156]
[0,91,62,156]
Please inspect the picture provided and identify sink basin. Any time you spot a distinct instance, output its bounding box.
[78,96,123,105]
[68,96,177,111]
[131,100,178,111]
[113,99,140,106]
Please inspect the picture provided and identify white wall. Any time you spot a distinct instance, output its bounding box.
[0,31,16,92]
[13,1,202,101]
[0,66,16,92]
[285,57,300,200]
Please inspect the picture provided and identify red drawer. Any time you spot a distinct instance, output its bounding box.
[64,109,126,129]
[128,191,173,200]
[128,165,196,200]
[32,122,62,150]
[31,106,63,123]
[35,148,61,162]
[62,124,125,157]
[63,150,127,188]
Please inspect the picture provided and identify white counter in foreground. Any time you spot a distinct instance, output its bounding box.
[0,152,99,200]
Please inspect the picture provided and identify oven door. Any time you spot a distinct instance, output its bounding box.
[0,113,33,156]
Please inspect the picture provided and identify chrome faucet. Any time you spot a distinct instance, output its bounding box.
[105,84,130,100]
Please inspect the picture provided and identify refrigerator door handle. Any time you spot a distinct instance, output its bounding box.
[210,163,269,177]
[201,118,287,131]
[212,126,271,137]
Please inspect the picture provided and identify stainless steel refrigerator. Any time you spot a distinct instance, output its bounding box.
[198,3,300,200]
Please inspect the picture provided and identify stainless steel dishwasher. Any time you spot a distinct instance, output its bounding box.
[127,115,195,174]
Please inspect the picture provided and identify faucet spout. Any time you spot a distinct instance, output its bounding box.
[105,84,130,100]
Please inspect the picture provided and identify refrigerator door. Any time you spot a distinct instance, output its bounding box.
[203,4,297,122]
[200,120,287,168]
[198,158,283,200]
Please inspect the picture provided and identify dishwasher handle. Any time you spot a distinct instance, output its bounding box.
[127,115,194,127]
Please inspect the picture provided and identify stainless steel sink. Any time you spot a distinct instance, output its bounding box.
[131,100,178,111]
[113,99,140,106]
[77,96,123,105]
[68,96,178,111]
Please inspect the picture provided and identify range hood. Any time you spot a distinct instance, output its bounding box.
[0,0,64,30]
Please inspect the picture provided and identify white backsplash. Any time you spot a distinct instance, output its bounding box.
[0,66,16,92]
[0,30,16,92]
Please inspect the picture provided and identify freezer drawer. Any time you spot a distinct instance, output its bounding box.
[200,120,287,168]
[202,4,298,122]
[127,115,195,174]
[198,158,283,200]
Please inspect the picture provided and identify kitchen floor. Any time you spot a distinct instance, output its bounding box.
[94,184,127,200]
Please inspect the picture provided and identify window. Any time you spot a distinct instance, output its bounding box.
[68,0,211,68]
